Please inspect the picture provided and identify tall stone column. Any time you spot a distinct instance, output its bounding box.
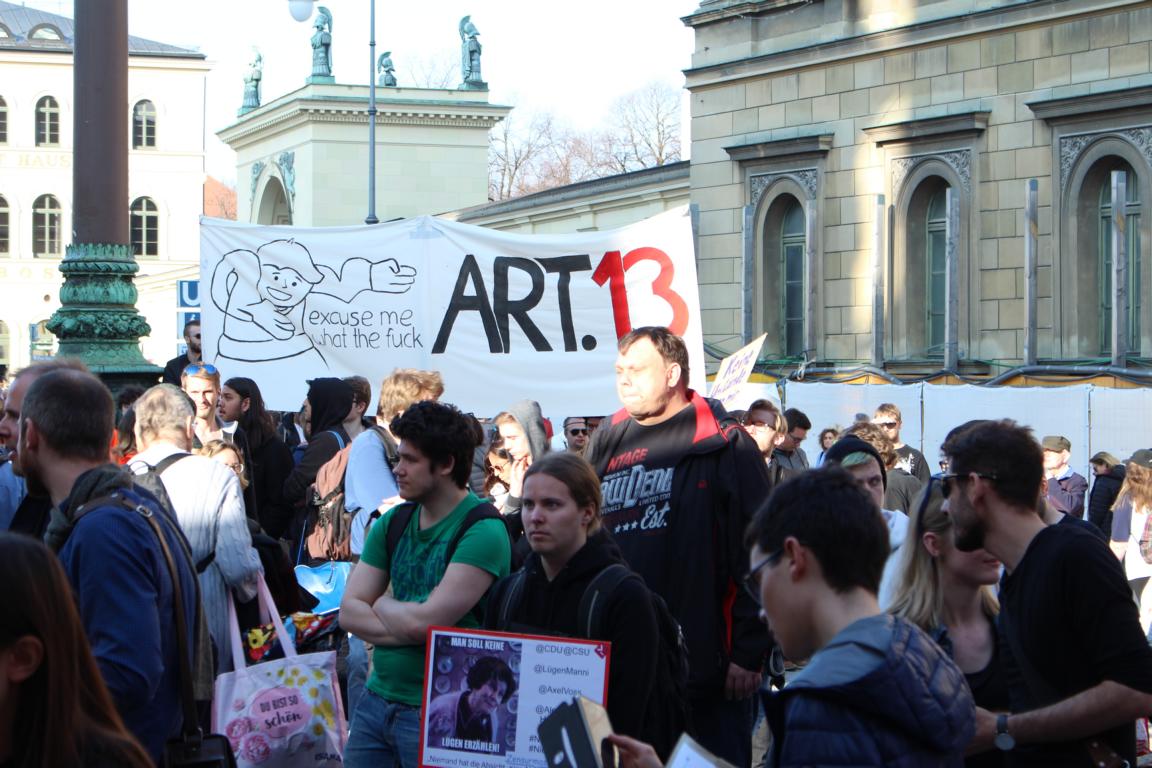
[47,0,161,392]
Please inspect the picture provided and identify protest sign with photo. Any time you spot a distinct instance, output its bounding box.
[199,207,703,417]
[420,627,610,768]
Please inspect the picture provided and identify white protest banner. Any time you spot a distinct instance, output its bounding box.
[420,627,610,768]
[707,333,766,410]
[199,208,703,417]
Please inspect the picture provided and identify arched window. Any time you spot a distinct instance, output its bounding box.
[893,171,962,360]
[29,24,63,41]
[130,197,159,257]
[32,194,61,257]
[0,195,8,255]
[781,201,806,357]
[926,189,949,355]
[35,96,59,147]
[0,96,7,144]
[132,100,156,149]
[1098,165,1142,355]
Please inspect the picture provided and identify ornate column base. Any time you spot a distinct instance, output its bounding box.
[47,242,161,395]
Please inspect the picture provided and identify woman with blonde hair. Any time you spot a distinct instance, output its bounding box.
[201,438,249,489]
[889,480,1007,768]
[0,533,153,767]
[1109,450,1152,634]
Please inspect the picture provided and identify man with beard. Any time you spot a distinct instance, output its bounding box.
[0,359,87,537]
[17,368,198,764]
[943,419,1152,766]
[162,320,204,386]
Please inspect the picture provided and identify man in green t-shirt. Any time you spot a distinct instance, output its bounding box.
[341,401,511,768]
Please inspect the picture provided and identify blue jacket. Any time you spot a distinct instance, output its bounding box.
[58,485,198,765]
[765,614,975,767]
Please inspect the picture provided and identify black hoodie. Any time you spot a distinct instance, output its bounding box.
[485,531,660,748]
[282,378,353,516]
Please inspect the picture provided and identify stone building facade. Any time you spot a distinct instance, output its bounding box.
[0,1,208,371]
[684,0,1152,374]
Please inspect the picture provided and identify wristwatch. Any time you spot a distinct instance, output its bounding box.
[994,713,1016,751]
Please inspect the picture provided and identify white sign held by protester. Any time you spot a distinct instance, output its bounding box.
[420,627,610,768]
[199,208,703,416]
[708,334,766,410]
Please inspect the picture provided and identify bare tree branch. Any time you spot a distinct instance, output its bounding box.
[487,81,682,201]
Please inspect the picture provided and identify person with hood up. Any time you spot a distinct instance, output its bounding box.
[484,453,664,755]
[492,400,550,541]
[283,377,354,553]
[822,434,909,609]
[609,467,975,768]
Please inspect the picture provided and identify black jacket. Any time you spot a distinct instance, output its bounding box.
[586,392,774,696]
[485,531,659,745]
[250,434,295,539]
[1087,465,1125,535]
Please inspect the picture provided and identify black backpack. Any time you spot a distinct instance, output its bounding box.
[490,563,690,759]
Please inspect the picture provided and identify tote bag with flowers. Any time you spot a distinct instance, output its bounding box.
[213,577,347,767]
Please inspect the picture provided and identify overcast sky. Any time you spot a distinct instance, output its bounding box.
[23,0,699,184]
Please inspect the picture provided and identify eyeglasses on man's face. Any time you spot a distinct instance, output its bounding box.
[743,548,786,606]
[567,428,588,436]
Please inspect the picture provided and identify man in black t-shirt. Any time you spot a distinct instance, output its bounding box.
[943,419,1152,766]
[874,402,931,483]
[586,327,773,768]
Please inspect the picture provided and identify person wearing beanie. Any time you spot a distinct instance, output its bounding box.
[823,435,908,609]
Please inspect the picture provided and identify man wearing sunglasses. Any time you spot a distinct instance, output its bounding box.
[161,320,203,386]
[562,416,590,455]
[943,420,1152,766]
[873,403,931,484]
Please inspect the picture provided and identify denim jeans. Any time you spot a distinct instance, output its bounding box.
[346,633,369,721]
[344,690,421,768]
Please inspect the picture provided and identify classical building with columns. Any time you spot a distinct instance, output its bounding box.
[683,0,1152,378]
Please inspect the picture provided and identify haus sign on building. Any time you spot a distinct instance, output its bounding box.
[199,207,703,415]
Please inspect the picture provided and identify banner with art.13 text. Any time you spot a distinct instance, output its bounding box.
[199,207,703,415]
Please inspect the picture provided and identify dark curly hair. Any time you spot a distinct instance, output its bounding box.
[391,401,482,488]
[466,656,517,702]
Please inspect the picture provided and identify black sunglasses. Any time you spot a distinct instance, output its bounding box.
[939,471,998,498]
[568,428,588,436]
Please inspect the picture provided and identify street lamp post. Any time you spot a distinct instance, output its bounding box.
[288,0,378,224]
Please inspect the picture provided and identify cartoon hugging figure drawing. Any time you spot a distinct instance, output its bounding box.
[210,239,417,367]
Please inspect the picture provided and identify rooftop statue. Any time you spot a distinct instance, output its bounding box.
[377,51,396,87]
[241,51,262,112]
[311,6,334,79]
[459,15,485,89]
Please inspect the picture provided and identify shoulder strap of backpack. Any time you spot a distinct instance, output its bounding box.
[371,425,400,469]
[326,429,345,450]
[578,563,637,639]
[384,501,419,563]
[491,569,528,631]
[445,502,503,563]
[153,452,192,475]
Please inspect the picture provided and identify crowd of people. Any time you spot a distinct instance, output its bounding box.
[0,317,1151,767]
